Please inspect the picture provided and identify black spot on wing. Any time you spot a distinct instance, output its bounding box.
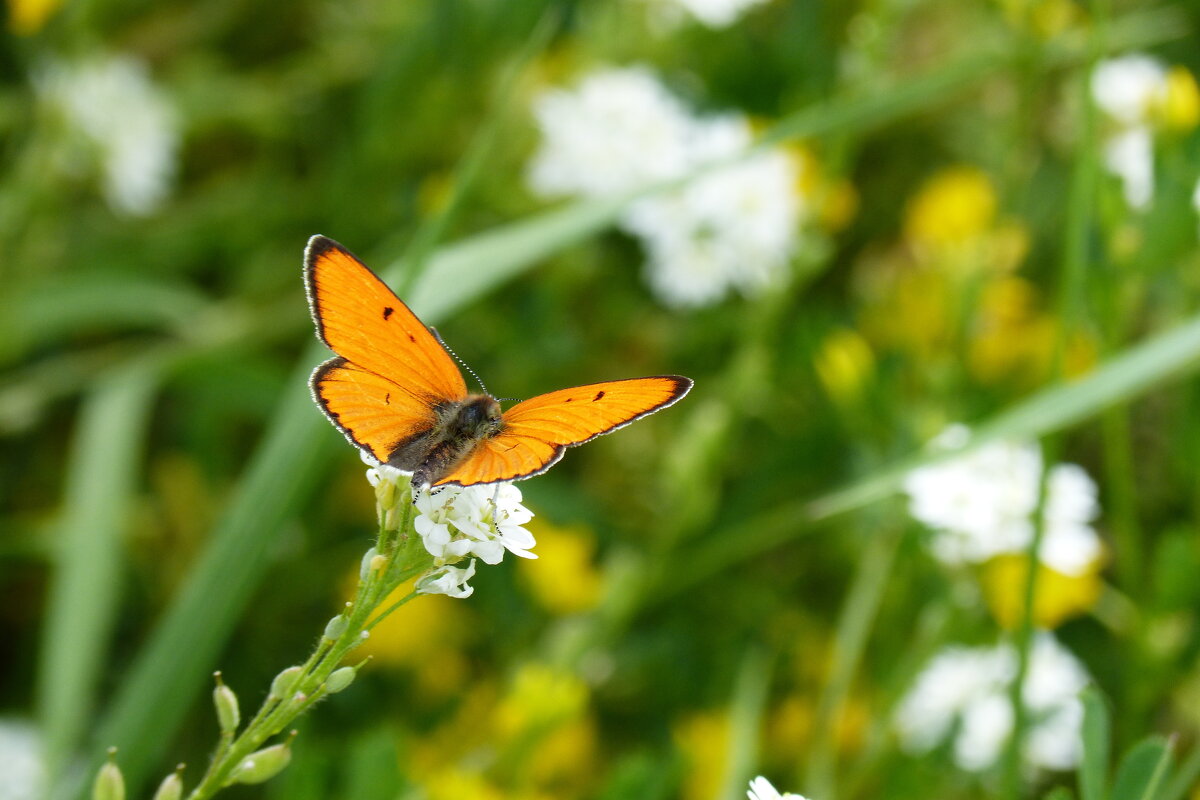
[383,307,394,320]
[593,390,605,401]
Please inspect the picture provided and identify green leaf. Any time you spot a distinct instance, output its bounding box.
[1046,788,1077,800]
[1081,687,1112,800]
[37,359,159,777]
[0,276,209,364]
[717,648,771,800]
[1111,737,1173,800]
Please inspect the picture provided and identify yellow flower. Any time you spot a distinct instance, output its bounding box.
[674,711,730,800]
[517,520,602,615]
[982,554,1104,629]
[904,166,998,251]
[8,0,64,34]
[1155,66,1200,132]
[814,327,875,407]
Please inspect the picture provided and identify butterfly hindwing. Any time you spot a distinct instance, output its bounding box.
[312,357,438,463]
[304,235,467,405]
[435,376,692,486]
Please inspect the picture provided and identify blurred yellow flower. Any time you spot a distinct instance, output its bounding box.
[996,0,1080,38]
[982,554,1104,629]
[814,327,875,407]
[674,710,730,800]
[494,663,590,741]
[517,520,602,614]
[525,716,596,790]
[424,769,505,800]
[346,575,473,698]
[904,166,998,252]
[7,0,63,34]
[858,258,953,359]
[968,276,1098,386]
[787,143,858,231]
[1155,67,1200,132]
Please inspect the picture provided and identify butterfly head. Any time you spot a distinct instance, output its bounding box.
[450,394,504,441]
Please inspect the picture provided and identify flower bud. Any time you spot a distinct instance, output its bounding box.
[212,673,239,734]
[325,667,356,694]
[230,734,294,785]
[269,666,303,700]
[323,614,348,641]
[151,765,184,800]
[358,547,378,581]
[369,554,387,573]
[93,748,124,800]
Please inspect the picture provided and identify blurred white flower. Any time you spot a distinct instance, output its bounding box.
[1090,55,1171,210]
[1102,127,1154,209]
[1092,55,1166,126]
[527,66,807,308]
[36,54,179,216]
[893,633,1088,772]
[904,425,1103,575]
[747,775,808,800]
[0,719,45,800]
[643,0,772,28]
[527,66,695,197]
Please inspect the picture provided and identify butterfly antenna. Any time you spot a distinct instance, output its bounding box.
[429,326,490,395]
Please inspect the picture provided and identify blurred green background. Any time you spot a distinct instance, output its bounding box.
[5,0,1200,798]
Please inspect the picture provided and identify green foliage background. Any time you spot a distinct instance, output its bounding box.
[4,1,1200,798]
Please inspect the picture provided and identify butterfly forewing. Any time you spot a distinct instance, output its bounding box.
[305,236,467,404]
[434,376,692,486]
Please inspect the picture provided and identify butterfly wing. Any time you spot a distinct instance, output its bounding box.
[305,235,468,460]
[435,375,693,486]
[311,357,438,463]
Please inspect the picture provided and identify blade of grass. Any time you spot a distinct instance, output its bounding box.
[717,647,771,800]
[1160,741,1200,800]
[36,358,160,780]
[803,524,903,799]
[1111,737,1173,800]
[1081,687,1112,800]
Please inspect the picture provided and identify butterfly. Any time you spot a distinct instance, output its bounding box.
[304,235,693,488]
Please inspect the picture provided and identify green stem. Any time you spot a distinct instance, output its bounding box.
[184,482,429,800]
[803,523,903,799]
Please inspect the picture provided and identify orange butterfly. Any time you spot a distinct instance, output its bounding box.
[304,235,693,488]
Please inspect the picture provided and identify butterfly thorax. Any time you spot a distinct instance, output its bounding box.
[394,394,504,487]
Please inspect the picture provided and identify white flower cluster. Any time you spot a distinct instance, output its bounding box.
[893,633,1089,772]
[36,54,179,216]
[365,459,536,599]
[0,719,45,800]
[527,66,805,308]
[643,0,772,29]
[747,775,809,800]
[903,426,1102,575]
[1091,54,1169,210]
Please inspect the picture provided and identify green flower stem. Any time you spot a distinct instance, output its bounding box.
[184,479,428,800]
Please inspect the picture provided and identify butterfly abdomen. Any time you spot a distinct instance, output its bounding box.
[404,394,504,487]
